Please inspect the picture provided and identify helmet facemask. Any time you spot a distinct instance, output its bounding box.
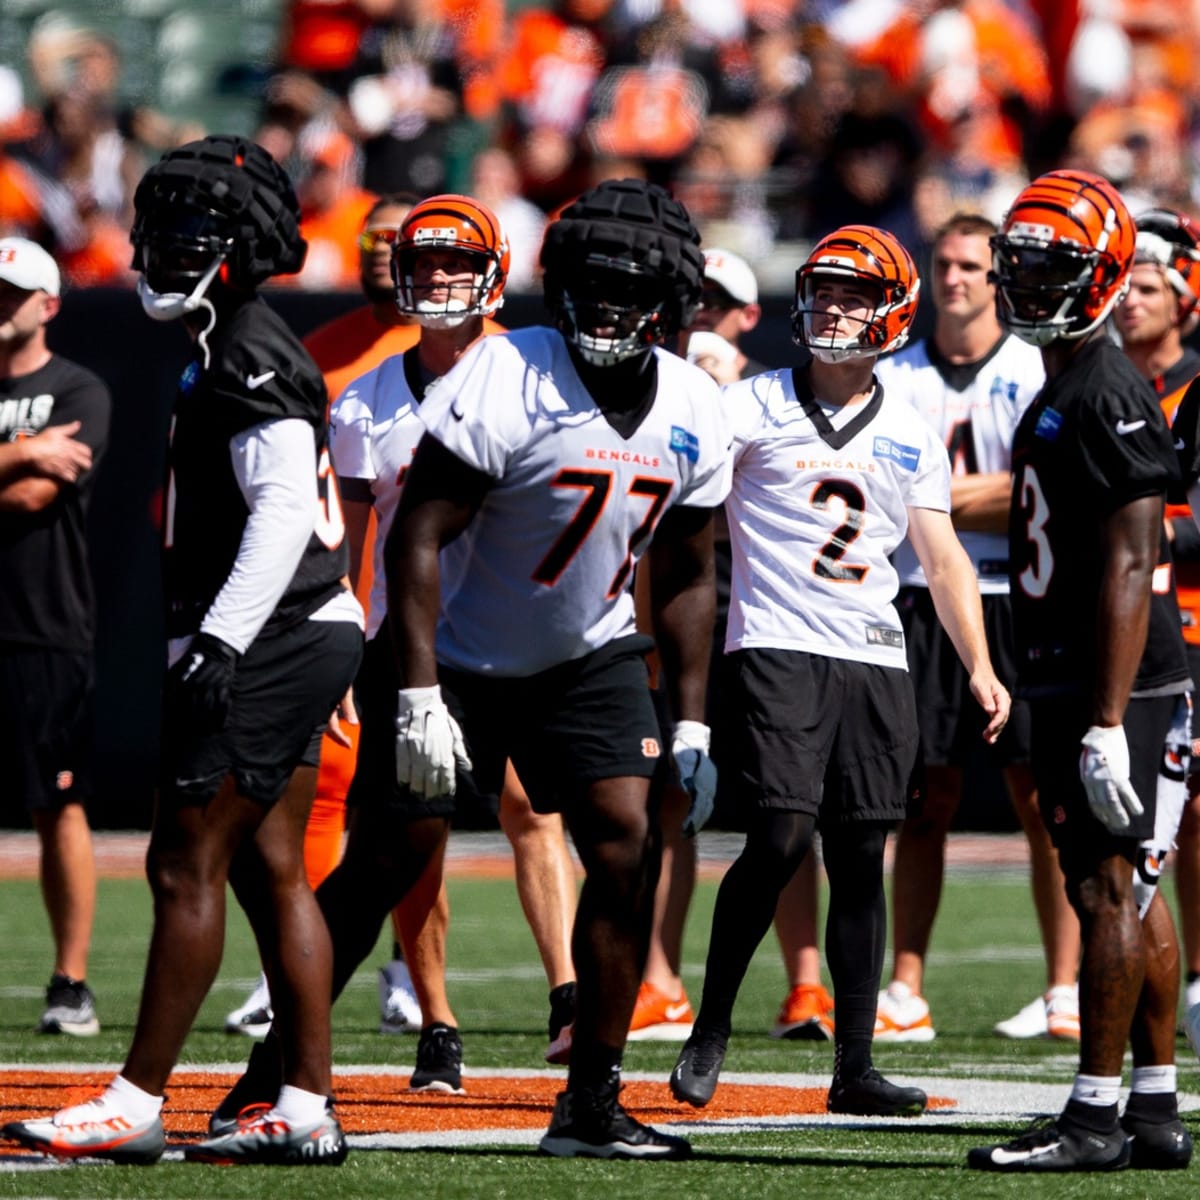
[990,234,1128,347]
[392,243,503,330]
[793,269,895,363]
[557,257,671,366]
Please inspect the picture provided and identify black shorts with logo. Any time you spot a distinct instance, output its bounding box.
[349,630,664,819]
[899,587,1031,769]
[0,646,93,810]
[730,647,919,824]
[160,618,363,807]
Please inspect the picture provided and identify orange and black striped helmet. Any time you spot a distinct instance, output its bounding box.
[791,224,920,362]
[990,169,1134,346]
[392,193,509,328]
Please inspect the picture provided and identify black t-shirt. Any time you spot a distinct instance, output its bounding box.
[0,355,111,651]
[1008,337,1188,697]
[164,296,348,640]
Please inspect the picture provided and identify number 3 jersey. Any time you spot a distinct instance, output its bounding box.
[1008,337,1187,697]
[723,367,951,669]
[419,327,732,677]
[164,297,349,641]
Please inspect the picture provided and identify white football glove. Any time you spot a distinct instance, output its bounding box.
[1079,724,1144,833]
[673,719,718,838]
[395,686,472,799]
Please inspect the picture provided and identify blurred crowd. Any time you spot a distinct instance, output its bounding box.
[2,0,1200,294]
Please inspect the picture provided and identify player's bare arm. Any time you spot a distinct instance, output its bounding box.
[906,504,1011,741]
[646,503,718,725]
[948,470,1011,532]
[1092,494,1162,728]
[386,434,489,687]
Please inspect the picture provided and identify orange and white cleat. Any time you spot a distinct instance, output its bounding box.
[627,981,694,1041]
[3,1097,165,1165]
[874,981,936,1042]
[771,982,835,1040]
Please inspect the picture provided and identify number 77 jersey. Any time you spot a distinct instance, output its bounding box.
[723,367,951,668]
[418,327,733,676]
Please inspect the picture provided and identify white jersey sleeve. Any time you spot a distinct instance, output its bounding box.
[329,353,424,639]
[725,367,950,668]
[875,335,1044,593]
[420,328,732,676]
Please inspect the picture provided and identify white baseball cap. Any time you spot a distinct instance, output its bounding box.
[0,237,61,296]
[702,247,758,306]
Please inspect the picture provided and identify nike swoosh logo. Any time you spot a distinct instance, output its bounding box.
[665,1002,691,1021]
[451,405,465,421]
[1115,418,1146,435]
[991,1139,1061,1165]
[246,370,276,390]
[1176,438,1187,450]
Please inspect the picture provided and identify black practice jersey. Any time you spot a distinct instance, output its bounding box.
[0,355,111,650]
[1008,337,1188,697]
[164,296,347,640]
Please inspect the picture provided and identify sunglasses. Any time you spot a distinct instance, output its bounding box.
[358,227,402,252]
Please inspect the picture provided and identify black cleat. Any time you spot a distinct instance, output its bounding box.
[409,1023,465,1094]
[539,1082,691,1159]
[1122,1102,1193,1170]
[827,1068,926,1117]
[669,1025,729,1108]
[969,1111,1131,1172]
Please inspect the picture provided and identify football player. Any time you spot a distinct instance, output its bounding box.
[669,225,1010,1119]
[969,170,1192,1172]
[379,178,728,1159]
[3,136,364,1167]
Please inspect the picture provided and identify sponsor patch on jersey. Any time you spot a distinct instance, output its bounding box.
[1033,407,1063,441]
[179,361,200,395]
[872,436,920,472]
[55,771,73,791]
[865,625,904,648]
[670,425,700,463]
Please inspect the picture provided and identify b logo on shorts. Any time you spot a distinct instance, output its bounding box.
[641,738,661,758]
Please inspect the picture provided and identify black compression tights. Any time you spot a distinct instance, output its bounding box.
[823,821,888,1080]
[696,809,816,1035]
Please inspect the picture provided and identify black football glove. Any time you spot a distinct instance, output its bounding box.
[167,632,239,734]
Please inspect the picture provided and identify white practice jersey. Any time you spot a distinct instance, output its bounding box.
[328,353,422,639]
[725,367,951,668]
[421,327,733,676]
[875,334,1043,593]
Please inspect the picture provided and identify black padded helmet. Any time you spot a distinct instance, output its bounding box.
[130,135,306,291]
[541,178,704,364]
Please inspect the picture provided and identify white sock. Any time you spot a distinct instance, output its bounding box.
[107,1074,164,1121]
[1130,1064,1176,1094]
[271,1085,328,1125]
[1070,1073,1121,1108]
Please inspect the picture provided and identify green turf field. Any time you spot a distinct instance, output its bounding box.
[0,846,1196,1198]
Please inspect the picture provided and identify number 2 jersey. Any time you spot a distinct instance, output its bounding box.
[723,367,951,669]
[164,296,349,641]
[419,327,732,677]
[1008,336,1188,697]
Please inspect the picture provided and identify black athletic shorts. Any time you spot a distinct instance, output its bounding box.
[0,646,93,810]
[350,630,664,819]
[898,587,1031,768]
[160,618,363,807]
[730,647,919,823]
[1029,689,1185,867]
